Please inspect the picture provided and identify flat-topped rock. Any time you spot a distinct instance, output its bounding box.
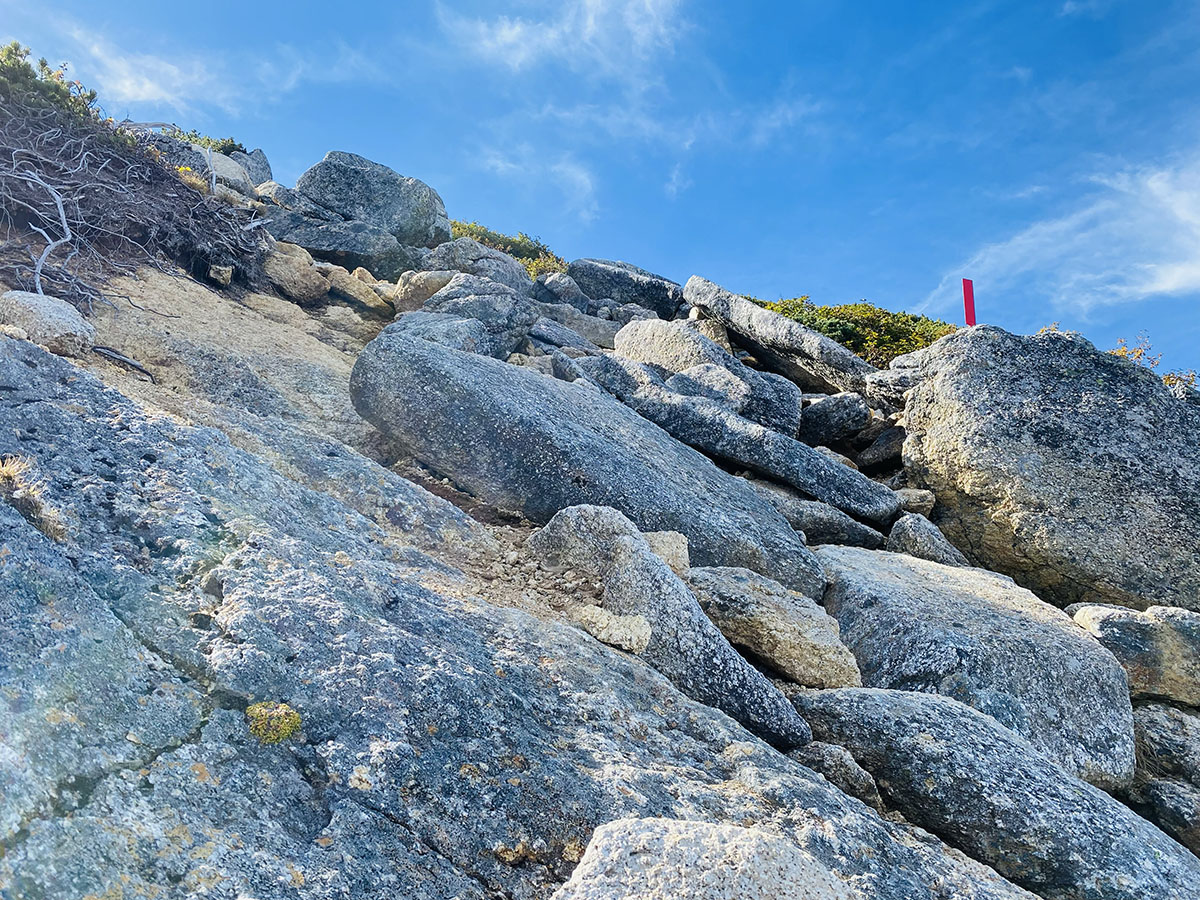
[568,258,684,319]
[684,276,877,393]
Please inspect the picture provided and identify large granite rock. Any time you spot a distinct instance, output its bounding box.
[351,331,826,595]
[261,244,331,306]
[420,273,539,358]
[295,151,450,247]
[533,272,589,311]
[747,479,885,548]
[683,277,877,393]
[529,506,812,749]
[885,512,969,566]
[903,326,1200,611]
[188,143,254,193]
[795,688,1200,900]
[1121,702,1200,855]
[628,389,901,524]
[229,148,272,185]
[426,237,534,294]
[687,566,861,688]
[798,392,871,446]
[567,258,683,319]
[0,337,1036,900]
[267,213,425,280]
[533,301,621,350]
[257,180,341,221]
[615,318,802,434]
[552,818,857,900]
[0,290,95,357]
[815,546,1135,787]
[1070,604,1200,705]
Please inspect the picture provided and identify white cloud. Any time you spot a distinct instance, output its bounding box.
[55,27,236,115]
[747,96,822,148]
[921,154,1200,317]
[481,146,598,222]
[1058,0,1113,17]
[550,159,599,222]
[437,0,685,87]
[2,11,386,120]
[664,162,692,198]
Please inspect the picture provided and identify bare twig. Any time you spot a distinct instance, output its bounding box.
[91,345,156,382]
[11,169,71,294]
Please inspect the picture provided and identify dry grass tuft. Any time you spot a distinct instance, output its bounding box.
[0,454,66,540]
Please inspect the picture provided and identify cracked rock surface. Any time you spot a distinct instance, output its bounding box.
[1,336,1042,900]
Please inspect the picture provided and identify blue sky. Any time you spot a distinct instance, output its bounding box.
[4,0,1200,371]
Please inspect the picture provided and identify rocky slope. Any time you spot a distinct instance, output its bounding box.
[2,142,1199,900]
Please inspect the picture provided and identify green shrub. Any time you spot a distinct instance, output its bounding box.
[0,41,98,119]
[451,220,567,280]
[754,295,957,366]
[245,701,302,744]
[176,129,247,156]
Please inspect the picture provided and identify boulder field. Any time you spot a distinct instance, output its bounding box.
[3,144,1199,900]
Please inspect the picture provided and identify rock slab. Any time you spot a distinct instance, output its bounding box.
[1070,604,1200,706]
[0,290,95,357]
[529,506,812,749]
[567,258,683,319]
[816,546,1135,787]
[795,688,1200,900]
[684,277,876,393]
[688,566,861,688]
[552,817,857,900]
[350,331,825,595]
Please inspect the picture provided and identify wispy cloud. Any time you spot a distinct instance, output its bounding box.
[664,162,692,198]
[481,146,598,222]
[436,0,685,89]
[550,159,599,222]
[1058,0,1114,18]
[747,95,823,148]
[34,25,237,115]
[2,10,386,119]
[921,153,1200,316]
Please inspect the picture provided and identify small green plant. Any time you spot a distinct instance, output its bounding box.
[245,701,302,744]
[753,295,957,366]
[0,455,66,540]
[177,129,247,156]
[450,220,567,279]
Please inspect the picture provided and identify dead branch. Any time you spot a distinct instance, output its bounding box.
[91,345,156,382]
[0,86,266,313]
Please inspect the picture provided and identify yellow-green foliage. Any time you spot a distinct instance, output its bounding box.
[176,129,247,156]
[756,295,957,366]
[175,166,210,195]
[0,455,66,540]
[1109,334,1197,394]
[245,701,302,744]
[451,220,567,280]
[0,41,98,118]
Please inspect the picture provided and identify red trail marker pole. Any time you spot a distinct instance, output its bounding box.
[962,278,977,326]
